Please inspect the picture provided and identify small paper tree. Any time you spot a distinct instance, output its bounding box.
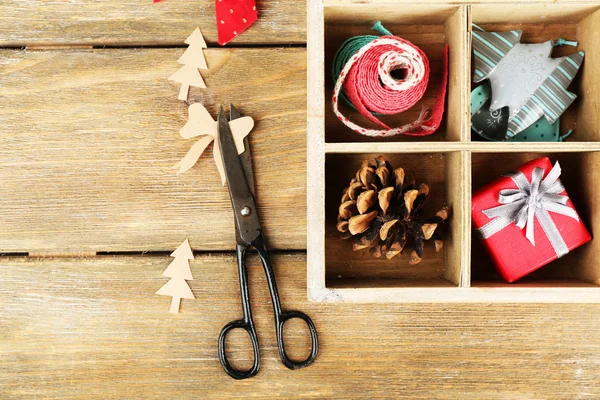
[156,239,195,313]
[178,27,208,69]
[169,27,208,101]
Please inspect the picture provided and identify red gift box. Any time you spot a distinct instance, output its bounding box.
[472,157,591,282]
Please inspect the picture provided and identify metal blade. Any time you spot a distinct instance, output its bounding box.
[229,103,242,120]
[218,107,261,245]
[230,103,256,198]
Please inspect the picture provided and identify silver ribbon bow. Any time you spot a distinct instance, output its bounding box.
[479,162,579,257]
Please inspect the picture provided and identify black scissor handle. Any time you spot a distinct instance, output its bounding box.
[277,310,319,370]
[253,233,319,371]
[218,319,260,380]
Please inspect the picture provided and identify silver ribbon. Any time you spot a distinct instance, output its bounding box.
[479,161,579,257]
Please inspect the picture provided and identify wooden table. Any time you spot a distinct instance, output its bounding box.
[1,1,599,398]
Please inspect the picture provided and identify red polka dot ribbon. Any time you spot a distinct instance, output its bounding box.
[215,0,258,46]
[333,36,449,137]
[153,0,257,46]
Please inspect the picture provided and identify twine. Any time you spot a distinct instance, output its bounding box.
[332,22,391,110]
[332,22,449,137]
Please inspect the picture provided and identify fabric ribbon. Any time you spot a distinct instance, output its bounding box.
[153,0,257,46]
[215,0,257,46]
[332,24,448,137]
[479,162,579,257]
[332,32,380,111]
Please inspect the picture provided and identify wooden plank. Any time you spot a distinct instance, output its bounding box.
[326,0,599,4]
[1,254,600,398]
[444,150,469,287]
[444,6,469,143]
[471,2,600,24]
[0,48,307,252]
[0,0,305,47]
[577,9,600,142]
[306,0,327,299]
[323,142,600,153]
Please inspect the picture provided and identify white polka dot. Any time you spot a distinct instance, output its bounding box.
[220,20,224,24]
[242,18,247,23]
[230,8,233,13]
[233,30,237,35]
[252,6,256,10]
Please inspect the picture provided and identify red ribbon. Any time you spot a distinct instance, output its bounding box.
[333,36,448,137]
[153,0,258,46]
[215,0,258,46]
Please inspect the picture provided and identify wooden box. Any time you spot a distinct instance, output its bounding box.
[307,1,600,302]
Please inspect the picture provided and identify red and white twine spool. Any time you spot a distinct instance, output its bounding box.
[333,36,449,137]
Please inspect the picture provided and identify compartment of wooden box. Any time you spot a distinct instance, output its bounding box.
[323,4,469,143]
[325,152,467,290]
[471,152,600,290]
[470,3,600,142]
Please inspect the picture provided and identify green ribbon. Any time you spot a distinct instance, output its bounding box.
[554,38,578,47]
[331,21,392,110]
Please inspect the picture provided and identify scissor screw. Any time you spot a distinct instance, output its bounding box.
[241,206,251,217]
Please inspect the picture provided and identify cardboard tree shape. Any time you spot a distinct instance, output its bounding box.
[169,28,208,101]
[170,65,206,102]
[156,239,195,314]
[178,27,208,69]
[176,103,254,184]
[170,238,195,259]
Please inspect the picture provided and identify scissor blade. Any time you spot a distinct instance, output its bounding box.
[218,107,261,245]
[230,104,256,198]
[230,103,242,120]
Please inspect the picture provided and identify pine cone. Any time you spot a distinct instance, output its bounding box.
[336,156,448,264]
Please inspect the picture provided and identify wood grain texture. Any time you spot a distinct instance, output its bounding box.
[1,254,600,399]
[0,48,307,252]
[0,0,305,47]
[326,0,599,4]
[306,0,327,298]
[577,9,600,142]
[444,7,469,142]
[443,150,469,286]
[323,141,600,153]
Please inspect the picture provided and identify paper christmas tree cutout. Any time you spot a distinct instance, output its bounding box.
[169,28,208,101]
[178,27,208,69]
[176,103,254,184]
[472,28,584,138]
[156,239,195,314]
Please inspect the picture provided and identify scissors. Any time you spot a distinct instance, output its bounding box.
[217,104,319,380]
